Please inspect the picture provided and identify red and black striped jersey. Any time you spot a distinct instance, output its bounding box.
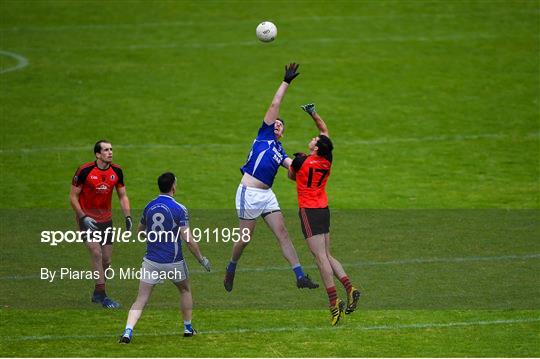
[72,161,124,222]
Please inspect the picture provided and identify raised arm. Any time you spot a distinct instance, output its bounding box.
[263,63,300,125]
[301,103,329,137]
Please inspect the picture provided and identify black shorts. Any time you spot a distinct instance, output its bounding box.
[78,219,114,245]
[299,207,330,239]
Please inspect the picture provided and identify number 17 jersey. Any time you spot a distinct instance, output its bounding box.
[292,154,332,208]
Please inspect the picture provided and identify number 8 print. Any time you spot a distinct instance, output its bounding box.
[151,213,166,231]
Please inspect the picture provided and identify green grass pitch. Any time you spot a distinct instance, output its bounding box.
[1,0,539,357]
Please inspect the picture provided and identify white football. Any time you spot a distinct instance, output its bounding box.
[256,21,277,42]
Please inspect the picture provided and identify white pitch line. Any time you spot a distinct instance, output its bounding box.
[0,132,537,154]
[233,253,540,274]
[3,317,539,341]
[0,10,536,32]
[0,50,29,74]
[2,253,538,280]
[11,33,516,52]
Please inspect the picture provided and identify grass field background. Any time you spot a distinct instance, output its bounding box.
[1,0,539,357]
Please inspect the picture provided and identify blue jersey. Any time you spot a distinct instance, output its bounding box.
[140,194,189,263]
[240,121,288,187]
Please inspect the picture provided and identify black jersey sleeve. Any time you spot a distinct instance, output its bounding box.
[291,153,308,172]
[111,165,124,187]
[72,165,93,187]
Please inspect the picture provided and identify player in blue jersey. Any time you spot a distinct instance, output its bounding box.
[120,172,211,343]
[224,63,319,292]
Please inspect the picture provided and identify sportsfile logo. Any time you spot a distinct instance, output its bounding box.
[40,227,250,246]
[40,227,134,246]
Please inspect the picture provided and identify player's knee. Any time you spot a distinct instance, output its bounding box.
[102,258,112,269]
[89,248,102,261]
[178,283,190,293]
[316,256,331,271]
[180,287,190,295]
[313,249,327,263]
[314,253,325,264]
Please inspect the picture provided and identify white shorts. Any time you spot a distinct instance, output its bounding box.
[140,258,189,285]
[235,184,281,220]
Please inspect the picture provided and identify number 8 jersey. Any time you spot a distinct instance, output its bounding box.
[140,194,189,263]
[291,153,332,208]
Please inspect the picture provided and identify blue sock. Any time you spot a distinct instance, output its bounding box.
[184,321,193,332]
[293,264,305,279]
[227,261,237,273]
[123,327,133,337]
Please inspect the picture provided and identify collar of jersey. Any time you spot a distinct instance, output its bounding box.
[94,161,111,171]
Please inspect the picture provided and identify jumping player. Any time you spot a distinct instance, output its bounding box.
[224,63,318,292]
[120,172,211,343]
[288,104,361,326]
[70,140,132,308]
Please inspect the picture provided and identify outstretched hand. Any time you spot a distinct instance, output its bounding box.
[300,103,316,115]
[284,63,300,84]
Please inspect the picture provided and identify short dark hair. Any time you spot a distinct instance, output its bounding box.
[276,118,285,126]
[158,172,176,193]
[316,135,333,157]
[94,140,110,154]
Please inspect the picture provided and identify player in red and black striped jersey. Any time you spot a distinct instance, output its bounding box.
[69,140,132,308]
[288,104,361,326]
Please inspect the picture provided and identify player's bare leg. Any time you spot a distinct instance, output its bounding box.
[174,279,196,337]
[263,211,300,265]
[126,281,154,328]
[263,211,318,289]
[86,242,105,281]
[224,219,256,292]
[120,281,154,343]
[86,242,106,301]
[175,279,192,321]
[324,233,360,314]
[306,234,334,288]
[101,244,113,273]
[231,219,256,262]
[323,233,346,278]
[307,233,344,325]
[89,242,120,308]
